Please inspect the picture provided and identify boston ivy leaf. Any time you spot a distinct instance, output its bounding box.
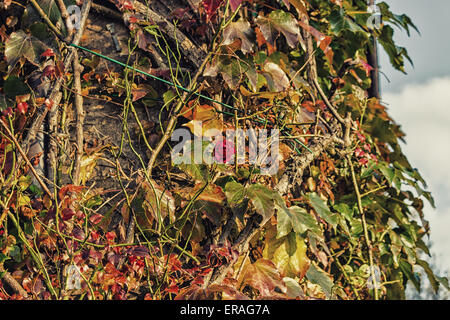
[288,0,308,16]
[224,181,248,220]
[437,276,450,291]
[3,76,30,99]
[256,10,301,48]
[134,180,176,228]
[307,193,338,228]
[306,262,334,299]
[202,0,224,21]
[5,30,49,70]
[329,9,365,35]
[283,277,304,298]
[204,55,247,89]
[378,25,412,73]
[222,20,255,54]
[265,233,310,279]
[247,184,275,219]
[262,61,290,92]
[276,203,321,238]
[399,258,420,292]
[179,163,210,183]
[174,139,211,183]
[238,258,285,296]
[229,0,245,12]
[298,20,334,65]
[290,206,321,236]
[377,2,420,36]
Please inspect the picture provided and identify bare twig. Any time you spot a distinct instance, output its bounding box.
[22,0,92,155]
[147,53,211,175]
[91,2,123,20]
[0,266,29,298]
[56,0,74,37]
[130,1,205,68]
[347,154,379,300]
[29,0,63,37]
[313,78,346,125]
[0,120,53,199]
[72,52,85,185]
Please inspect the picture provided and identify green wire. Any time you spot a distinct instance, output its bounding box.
[69,43,312,154]
[70,43,240,112]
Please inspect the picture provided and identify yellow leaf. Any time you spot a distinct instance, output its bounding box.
[79,152,102,185]
[184,119,223,137]
[264,225,310,279]
[17,194,31,207]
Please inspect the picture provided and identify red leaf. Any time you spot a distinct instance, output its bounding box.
[214,138,235,164]
[89,214,103,225]
[165,283,180,294]
[229,0,244,11]
[59,184,85,199]
[3,107,13,117]
[202,0,224,21]
[90,230,100,241]
[356,132,366,143]
[17,102,28,114]
[42,65,56,79]
[41,48,55,58]
[106,231,116,243]
[61,208,75,221]
[359,59,374,77]
[354,148,365,157]
[359,158,369,165]
[44,98,54,110]
[120,0,134,10]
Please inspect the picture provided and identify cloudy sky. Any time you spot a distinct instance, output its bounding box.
[378,0,450,270]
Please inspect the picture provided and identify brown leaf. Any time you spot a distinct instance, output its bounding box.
[238,259,285,296]
[222,20,254,54]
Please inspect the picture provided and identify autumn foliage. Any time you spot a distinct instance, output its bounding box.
[0,0,446,300]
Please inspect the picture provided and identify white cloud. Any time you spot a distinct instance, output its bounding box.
[383,77,450,268]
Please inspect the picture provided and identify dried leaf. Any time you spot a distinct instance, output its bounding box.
[256,10,301,48]
[222,20,254,54]
[238,259,285,296]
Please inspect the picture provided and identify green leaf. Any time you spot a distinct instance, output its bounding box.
[3,76,30,99]
[176,141,211,183]
[266,233,310,279]
[306,262,334,299]
[0,253,10,264]
[9,245,22,263]
[329,9,365,35]
[256,10,301,48]
[5,30,49,70]
[416,259,440,294]
[283,277,304,298]
[205,55,249,90]
[436,276,450,291]
[399,259,420,292]
[247,184,275,219]
[378,25,412,73]
[284,206,321,238]
[307,193,338,228]
[224,181,248,220]
[238,259,285,296]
